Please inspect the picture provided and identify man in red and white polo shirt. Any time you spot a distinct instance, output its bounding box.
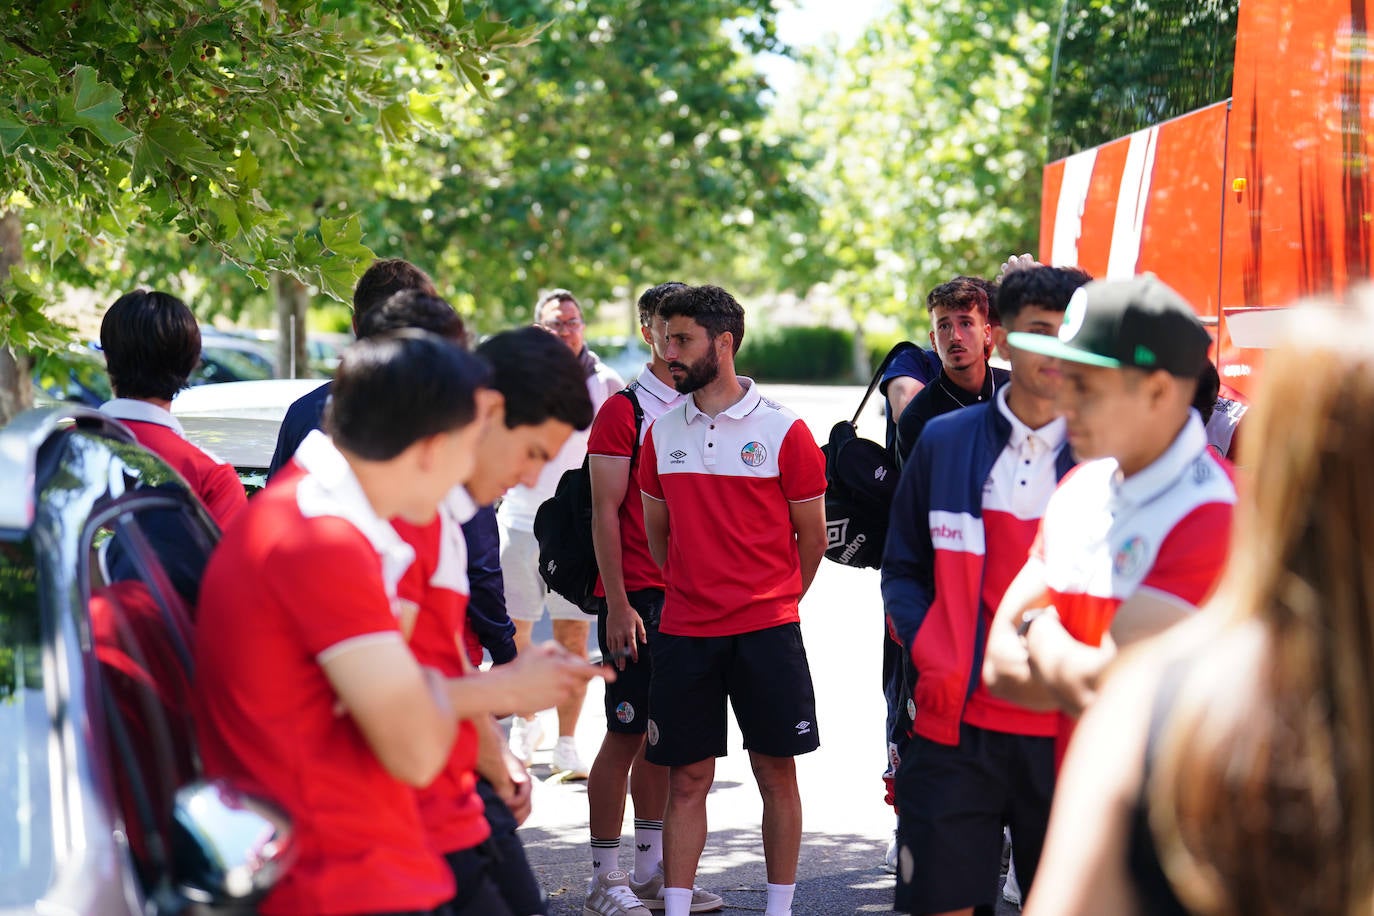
[583,282,724,914]
[983,275,1236,763]
[195,332,604,916]
[639,285,828,916]
[98,289,246,528]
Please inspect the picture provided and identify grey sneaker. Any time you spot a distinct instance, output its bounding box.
[584,871,651,916]
[628,864,725,912]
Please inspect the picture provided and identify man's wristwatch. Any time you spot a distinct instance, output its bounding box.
[1017,607,1052,640]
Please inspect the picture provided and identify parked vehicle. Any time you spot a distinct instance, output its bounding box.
[174,378,327,492]
[1039,0,1369,398]
[0,406,294,912]
[196,330,281,384]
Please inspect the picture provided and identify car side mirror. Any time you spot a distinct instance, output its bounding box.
[169,779,295,906]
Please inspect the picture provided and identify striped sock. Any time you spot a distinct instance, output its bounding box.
[633,817,664,883]
[590,836,621,883]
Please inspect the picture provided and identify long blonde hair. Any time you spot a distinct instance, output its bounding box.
[1148,294,1374,915]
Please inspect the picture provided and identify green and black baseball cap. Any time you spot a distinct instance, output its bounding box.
[1007,273,1210,378]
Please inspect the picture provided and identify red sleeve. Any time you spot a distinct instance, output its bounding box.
[778,419,826,502]
[587,392,636,459]
[202,462,248,528]
[1139,502,1234,607]
[637,422,663,500]
[264,519,401,657]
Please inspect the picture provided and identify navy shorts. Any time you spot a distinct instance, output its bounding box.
[645,622,819,767]
[894,723,1055,914]
[597,589,662,735]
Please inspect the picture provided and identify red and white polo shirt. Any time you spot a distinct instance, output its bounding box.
[392,485,489,857]
[102,398,247,527]
[1029,414,1235,754]
[587,366,685,596]
[194,431,454,914]
[638,378,827,637]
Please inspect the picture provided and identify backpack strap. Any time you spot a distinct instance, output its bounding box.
[850,341,919,427]
[621,386,645,464]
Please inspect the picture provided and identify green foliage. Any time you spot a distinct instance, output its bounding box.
[768,0,1058,337]
[0,0,539,328]
[385,0,807,330]
[1048,0,1239,160]
[736,324,853,383]
[865,328,912,376]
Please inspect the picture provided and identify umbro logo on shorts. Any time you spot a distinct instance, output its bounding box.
[795,720,812,736]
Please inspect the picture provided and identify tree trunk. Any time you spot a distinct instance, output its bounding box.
[850,317,870,384]
[273,272,311,378]
[0,211,34,428]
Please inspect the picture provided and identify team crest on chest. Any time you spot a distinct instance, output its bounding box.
[1113,535,1149,578]
[740,441,767,467]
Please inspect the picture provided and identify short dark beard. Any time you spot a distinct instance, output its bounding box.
[671,347,719,394]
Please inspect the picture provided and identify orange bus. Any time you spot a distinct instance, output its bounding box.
[1039,0,1372,400]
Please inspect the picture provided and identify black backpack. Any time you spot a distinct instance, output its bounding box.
[822,343,916,569]
[534,387,644,613]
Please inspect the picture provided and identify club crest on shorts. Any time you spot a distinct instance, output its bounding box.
[906,698,916,722]
[740,441,767,467]
[646,719,660,746]
[616,701,636,725]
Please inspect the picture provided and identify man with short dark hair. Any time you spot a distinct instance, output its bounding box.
[195,331,605,915]
[882,266,1088,915]
[502,288,623,777]
[99,289,247,526]
[640,284,828,916]
[581,282,724,914]
[895,279,1011,465]
[984,275,1237,761]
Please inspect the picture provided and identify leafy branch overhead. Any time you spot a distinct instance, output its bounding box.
[0,0,539,311]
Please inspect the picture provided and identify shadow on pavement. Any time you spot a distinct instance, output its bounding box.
[518,823,895,915]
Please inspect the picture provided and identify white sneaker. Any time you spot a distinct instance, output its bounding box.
[509,715,544,763]
[584,870,651,916]
[628,864,724,912]
[552,736,590,779]
[883,830,898,873]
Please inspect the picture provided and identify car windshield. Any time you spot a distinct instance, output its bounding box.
[0,536,53,904]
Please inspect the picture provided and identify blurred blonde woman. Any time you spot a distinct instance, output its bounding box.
[1025,294,1374,916]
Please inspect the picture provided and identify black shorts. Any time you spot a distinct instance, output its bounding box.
[645,622,819,767]
[894,723,1055,914]
[597,589,663,735]
[473,778,547,915]
[445,843,515,916]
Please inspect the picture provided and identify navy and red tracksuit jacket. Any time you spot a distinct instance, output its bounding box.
[880,401,1074,746]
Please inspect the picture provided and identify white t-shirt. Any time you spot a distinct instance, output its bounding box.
[496,355,623,531]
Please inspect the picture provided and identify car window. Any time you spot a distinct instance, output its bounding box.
[0,537,54,906]
[86,500,211,890]
[193,347,273,385]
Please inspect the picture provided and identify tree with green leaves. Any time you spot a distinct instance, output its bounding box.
[384,0,808,332]
[0,0,537,424]
[768,0,1058,373]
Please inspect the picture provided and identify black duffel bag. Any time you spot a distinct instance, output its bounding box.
[821,342,915,568]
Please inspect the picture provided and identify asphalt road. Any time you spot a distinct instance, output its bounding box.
[517,383,965,915]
